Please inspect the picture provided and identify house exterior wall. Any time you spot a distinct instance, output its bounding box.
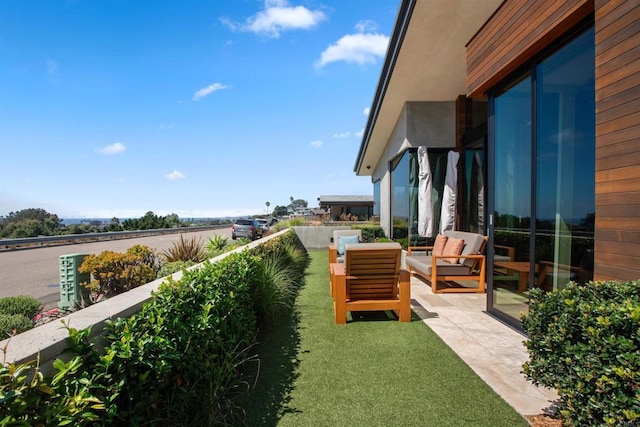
[594,0,640,281]
[467,0,640,281]
[466,0,593,98]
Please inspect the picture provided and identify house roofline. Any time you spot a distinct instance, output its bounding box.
[353,0,416,175]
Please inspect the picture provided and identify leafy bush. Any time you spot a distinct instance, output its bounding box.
[522,280,640,426]
[95,251,260,425]
[350,225,386,242]
[0,357,106,425]
[0,230,308,425]
[79,244,161,297]
[162,233,207,263]
[0,295,42,319]
[0,314,34,337]
[157,260,196,277]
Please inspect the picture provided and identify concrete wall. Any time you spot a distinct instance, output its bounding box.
[292,225,358,249]
[372,101,456,237]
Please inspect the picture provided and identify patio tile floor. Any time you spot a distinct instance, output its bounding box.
[410,276,559,417]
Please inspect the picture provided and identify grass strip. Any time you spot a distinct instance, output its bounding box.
[240,250,528,426]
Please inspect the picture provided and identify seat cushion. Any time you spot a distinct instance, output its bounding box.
[406,254,471,276]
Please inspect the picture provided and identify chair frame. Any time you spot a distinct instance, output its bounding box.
[331,243,410,324]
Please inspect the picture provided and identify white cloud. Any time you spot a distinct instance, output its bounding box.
[309,140,323,148]
[315,21,389,68]
[100,142,126,155]
[355,129,364,137]
[363,107,370,116]
[355,20,378,33]
[222,0,326,38]
[193,83,228,101]
[333,132,350,139]
[165,170,186,180]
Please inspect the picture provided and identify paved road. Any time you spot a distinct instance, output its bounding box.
[0,228,233,310]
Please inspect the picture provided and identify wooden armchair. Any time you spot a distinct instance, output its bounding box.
[331,242,410,324]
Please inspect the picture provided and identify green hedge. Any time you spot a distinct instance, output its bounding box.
[349,224,386,242]
[522,280,640,426]
[0,230,308,426]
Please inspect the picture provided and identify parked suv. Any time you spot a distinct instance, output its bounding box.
[232,218,261,240]
[256,219,270,235]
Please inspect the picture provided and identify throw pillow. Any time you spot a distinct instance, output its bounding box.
[432,234,448,256]
[337,235,360,256]
[442,237,464,264]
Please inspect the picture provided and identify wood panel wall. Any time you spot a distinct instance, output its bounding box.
[594,0,640,281]
[466,0,593,98]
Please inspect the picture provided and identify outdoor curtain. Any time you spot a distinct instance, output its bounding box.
[417,146,434,238]
[439,150,460,234]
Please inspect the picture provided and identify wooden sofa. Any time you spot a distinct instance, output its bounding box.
[331,242,410,324]
[405,231,487,294]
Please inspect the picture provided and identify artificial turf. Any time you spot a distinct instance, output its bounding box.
[239,250,528,426]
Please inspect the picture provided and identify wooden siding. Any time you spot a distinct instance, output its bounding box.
[466,0,593,97]
[594,0,640,281]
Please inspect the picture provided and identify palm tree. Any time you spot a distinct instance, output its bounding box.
[265,201,270,215]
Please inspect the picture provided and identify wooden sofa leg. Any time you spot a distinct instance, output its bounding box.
[334,273,347,324]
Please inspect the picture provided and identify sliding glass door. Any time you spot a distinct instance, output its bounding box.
[489,26,595,327]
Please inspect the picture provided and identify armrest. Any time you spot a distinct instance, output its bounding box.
[328,244,338,264]
[495,245,515,261]
[407,246,434,255]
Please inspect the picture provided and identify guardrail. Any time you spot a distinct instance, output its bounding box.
[0,225,230,251]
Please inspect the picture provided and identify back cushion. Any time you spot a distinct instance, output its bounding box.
[432,234,448,256]
[338,235,360,255]
[442,237,464,264]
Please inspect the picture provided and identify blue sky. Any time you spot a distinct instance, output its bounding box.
[0,0,398,219]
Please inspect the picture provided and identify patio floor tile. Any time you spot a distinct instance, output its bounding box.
[410,277,559,417]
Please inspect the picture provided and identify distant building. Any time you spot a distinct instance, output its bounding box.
[318,195,374,221]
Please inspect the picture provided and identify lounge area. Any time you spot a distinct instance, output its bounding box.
[239,249,558,424]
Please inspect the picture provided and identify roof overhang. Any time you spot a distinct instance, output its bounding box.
[355,0,503,175]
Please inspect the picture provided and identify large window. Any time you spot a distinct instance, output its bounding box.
[390,151,411,241]
[489,25,595,326]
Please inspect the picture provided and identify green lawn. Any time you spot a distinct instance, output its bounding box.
[239,250,528,426]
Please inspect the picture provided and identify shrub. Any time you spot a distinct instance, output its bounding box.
[205,234,229,255]
[97,251,260,425]
[522,280,640,426]
[162,233,207,263]
[0,314,34,337]
[79,244,160,297]
[0,357,106,425]
[0,230,309,425]
[0,295,42,319]
[157,260,196,277]
[350,225,386,242]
